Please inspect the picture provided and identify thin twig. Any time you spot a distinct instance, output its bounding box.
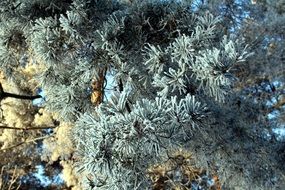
[0,123,58,130]
[0,135,52,152]
[8,167,20,190]
[0,166,21,190]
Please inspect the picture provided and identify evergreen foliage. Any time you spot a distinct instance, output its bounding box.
[68,0,250,189]
[0,0,284,189]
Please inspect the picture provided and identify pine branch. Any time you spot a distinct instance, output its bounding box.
[0,83,42,102]
[118,79,131,113]
[91,68,106,106]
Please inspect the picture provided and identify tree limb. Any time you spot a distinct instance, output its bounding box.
[0,83,42,102]
[0,135,53,152]
[0,123,58,130]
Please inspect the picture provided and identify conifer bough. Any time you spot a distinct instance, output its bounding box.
[0,0,283,189]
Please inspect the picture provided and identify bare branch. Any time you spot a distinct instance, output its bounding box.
[0,135,53,152]
[0,83,42,102]
[0,123,58,130]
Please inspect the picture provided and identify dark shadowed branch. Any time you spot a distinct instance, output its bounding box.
[0,83,42,102]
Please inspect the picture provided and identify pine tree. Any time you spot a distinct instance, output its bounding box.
[0,0,284,189]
